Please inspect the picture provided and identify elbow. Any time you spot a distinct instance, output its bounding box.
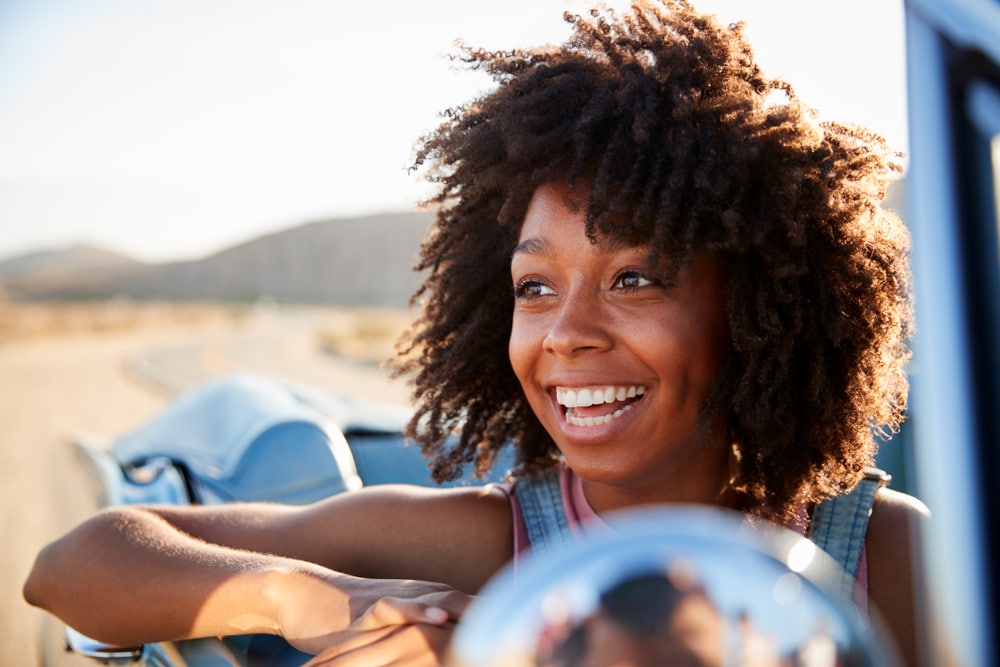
[23,541,58,611]
[21,506,180,649]
[22,506,141,613]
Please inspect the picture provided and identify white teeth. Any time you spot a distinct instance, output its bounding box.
[566,402,636,427]
[556,385,645,407]
[557,388,576,408]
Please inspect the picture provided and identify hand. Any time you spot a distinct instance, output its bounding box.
[301,621,456,667]
[276,573,471,658]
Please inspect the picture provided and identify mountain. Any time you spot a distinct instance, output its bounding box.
[0,244,144,281]
[1,185,909,307]
[0,211,434,308]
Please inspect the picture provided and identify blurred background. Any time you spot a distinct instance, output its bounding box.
[0,1,911,665]
[0,0,907,265]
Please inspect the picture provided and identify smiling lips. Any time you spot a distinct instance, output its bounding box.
[555,385,646,427]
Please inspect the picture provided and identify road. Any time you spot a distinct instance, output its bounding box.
[0,305,410,667]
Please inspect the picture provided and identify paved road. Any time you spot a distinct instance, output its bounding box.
[0,306,409,667]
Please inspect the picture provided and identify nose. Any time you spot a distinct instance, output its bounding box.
[542,290,614,356]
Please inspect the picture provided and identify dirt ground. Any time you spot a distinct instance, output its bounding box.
[0,303,410,667]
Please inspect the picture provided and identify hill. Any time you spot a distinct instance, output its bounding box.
[1,185,909,308]
[0,211,434,308]
[0,243,144,280]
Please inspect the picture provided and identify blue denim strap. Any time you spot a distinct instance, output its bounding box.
[513,470,574,557]
[516,465,886,607]
[808,467,890,604]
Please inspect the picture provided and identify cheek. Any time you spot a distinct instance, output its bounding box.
[698,304,729,381]
[642,313,725,391]
[507,313,534,386]
[508,312,555,402]
[687,331,727,389]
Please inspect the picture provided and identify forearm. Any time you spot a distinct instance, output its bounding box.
[23,506,346,647]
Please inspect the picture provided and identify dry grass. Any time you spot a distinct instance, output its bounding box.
[0,299,416,368]
[317,307,416,366]
[0,300,246,342]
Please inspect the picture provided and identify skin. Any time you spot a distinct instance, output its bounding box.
[23,486,512,665]
[868,487,931,667]
[24,180,929,666]
[509,182,732,515]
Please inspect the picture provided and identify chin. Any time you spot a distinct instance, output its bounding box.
[560,450,644,486]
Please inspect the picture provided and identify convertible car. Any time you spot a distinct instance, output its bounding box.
[44,0,1000,663]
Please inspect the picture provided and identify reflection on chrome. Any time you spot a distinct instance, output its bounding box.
[449,506,892,667]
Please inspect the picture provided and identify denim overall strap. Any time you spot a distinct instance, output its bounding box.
[513,470,574,557]
[808,467,890,605]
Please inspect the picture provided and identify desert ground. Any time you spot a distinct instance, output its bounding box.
[0,301,412,667]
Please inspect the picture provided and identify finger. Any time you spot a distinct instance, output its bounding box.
[293,623,398,659]
[423,589,474,620]
[302,624,453,667]
[363,597,452,628]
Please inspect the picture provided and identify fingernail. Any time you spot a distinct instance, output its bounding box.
[425,606,448,623]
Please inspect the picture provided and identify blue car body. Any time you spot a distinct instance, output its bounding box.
[67,373,512,666]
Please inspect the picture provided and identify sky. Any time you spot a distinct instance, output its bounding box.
[0,0,908,264]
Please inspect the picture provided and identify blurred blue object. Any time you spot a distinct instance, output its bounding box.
[904,0,1000,664]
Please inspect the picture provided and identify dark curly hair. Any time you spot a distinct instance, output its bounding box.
[389,0,911,519]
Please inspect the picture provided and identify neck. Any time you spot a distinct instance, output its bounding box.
[577,446,735,515]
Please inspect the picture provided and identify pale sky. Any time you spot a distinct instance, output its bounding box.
[0,0,907,263]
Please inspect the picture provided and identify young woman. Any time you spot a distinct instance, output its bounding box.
[24,2,929,665]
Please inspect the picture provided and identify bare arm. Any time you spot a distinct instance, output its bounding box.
[23,484,512,653]
[866,487,931,667]
[142,483,514,592]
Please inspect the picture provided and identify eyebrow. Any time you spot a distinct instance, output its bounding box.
[511,235,647,261]
[510,238,550,259]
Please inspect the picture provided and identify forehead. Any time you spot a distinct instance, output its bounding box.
[518,182,583,235]
[515,181,656,258]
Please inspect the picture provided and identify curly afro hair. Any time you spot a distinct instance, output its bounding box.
[389,0,911,519]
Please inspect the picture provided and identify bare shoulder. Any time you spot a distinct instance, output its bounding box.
[866,486,929,576]
[872,486,931,522]
[866,487,930,666]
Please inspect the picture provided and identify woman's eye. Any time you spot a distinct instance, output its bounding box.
[613,271,655,290]
[514,279,555,299]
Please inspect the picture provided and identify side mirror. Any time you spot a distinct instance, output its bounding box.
[449,506,896,667]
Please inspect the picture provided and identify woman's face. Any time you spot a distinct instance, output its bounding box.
[509,182,730,506]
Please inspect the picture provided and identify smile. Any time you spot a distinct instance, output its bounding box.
[555,385,646,427]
